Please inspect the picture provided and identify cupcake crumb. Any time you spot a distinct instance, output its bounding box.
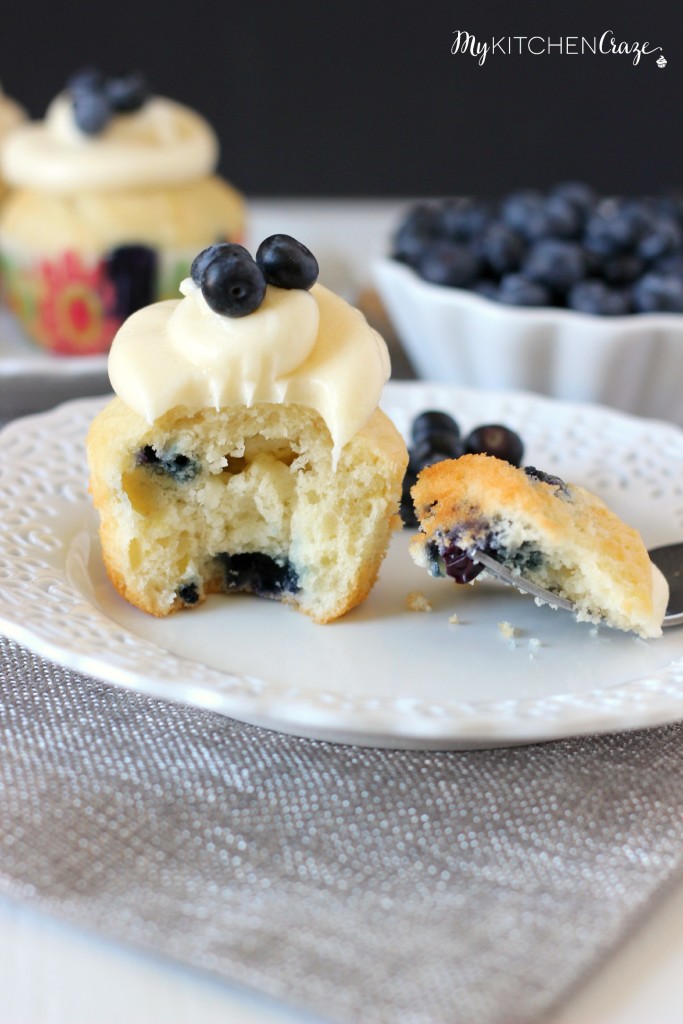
[528,637,541,649]
[498,620,517,639]
[448,613,460,625]
[406,591,432,612]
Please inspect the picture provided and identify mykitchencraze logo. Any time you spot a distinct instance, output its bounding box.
[451,30,666,67]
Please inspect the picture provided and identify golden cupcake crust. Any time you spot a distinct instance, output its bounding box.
[88,398,407,623]
[410,454,666,638]
[0,175,245,254]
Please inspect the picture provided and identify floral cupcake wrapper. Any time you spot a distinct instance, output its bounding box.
[1,244,206,355]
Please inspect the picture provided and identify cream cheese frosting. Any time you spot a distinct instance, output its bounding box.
[108,280,391,465]
[1,94,218,193]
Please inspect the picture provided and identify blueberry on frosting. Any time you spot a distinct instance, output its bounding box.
[200,244,266,317]
[105,72,149,113]
[190,235,319,318]
[255,234,319,290]
[67,68,149,135]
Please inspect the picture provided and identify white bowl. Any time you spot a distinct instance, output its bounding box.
[374,257,683,426]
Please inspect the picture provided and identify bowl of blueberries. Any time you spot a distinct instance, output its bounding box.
[375,183,683,425]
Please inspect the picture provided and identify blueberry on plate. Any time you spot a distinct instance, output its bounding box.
[417,241,481,288]
[464,424,524,466]
[523,239,586,293]
[201,245,267,317]
[411,410,460,445]
[411,433,465,470]
[256,234,319,290]
[496,273,551,307]
[567,279,631,316]
[632,273,683,313]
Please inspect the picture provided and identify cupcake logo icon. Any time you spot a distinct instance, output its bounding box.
[657,55,667,67]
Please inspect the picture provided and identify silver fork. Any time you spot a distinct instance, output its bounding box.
[473,543,683,628]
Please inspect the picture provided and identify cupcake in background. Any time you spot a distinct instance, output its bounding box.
[0,84,26,202]
[0,70,245,355]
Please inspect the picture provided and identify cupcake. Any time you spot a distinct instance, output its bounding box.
[0,83,25,202]
[410,454,669,638]
[0,70,245,355]
[87,236,408,622]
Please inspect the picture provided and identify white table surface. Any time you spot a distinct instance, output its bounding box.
[2,199,683,1023]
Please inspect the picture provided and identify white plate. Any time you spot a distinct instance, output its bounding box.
[1,385,683,749]
[0,310,110,418]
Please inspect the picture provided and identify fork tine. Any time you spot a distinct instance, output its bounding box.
[473,551,575,612]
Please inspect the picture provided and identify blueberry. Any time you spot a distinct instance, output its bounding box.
[201,245,266,317]
[601,253,644,285]
[472,280,499,301]
[655,253,683,277]
[441,541,486,584]
[501,190,551,241]
[72,89,111,134]
[544,195,583,239]
[135,445,201,482]
[637,218,683,265]
[585,199,640,256]
[549,182,595,216]
[255,234,319,290]
[105,71,148,113]
[67,67,106,95]
[177,582,200,605]
[218,552,300,596]
[400,468,419,528]
[411,410,460,445]
[568,279,631,316]
[440,197,491,242]
[417,241,480,288]
[632,273,683,313]
[656,193,683,225]
[411,434,465,471]
[523,239,586,293]
[190,243,234,285]
[392,203,444,265]
[480,223,525,276]
[465,424,524,466]
[496,274,551,307]
[524,466,570,498]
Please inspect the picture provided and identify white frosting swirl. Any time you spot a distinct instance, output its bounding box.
[1,94,218,192]
[108,281,391,464]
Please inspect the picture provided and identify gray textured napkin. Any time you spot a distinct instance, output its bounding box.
[2,636,683,1024]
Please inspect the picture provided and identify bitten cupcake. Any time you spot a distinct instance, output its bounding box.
[87,236,408,623]
[0,70,245,355]
[0,83,25,202]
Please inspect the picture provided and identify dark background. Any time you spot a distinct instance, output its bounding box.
[1,0,681,199]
